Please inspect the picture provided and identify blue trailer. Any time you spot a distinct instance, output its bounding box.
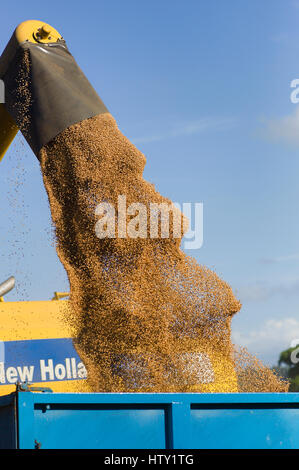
[1,386,299,449]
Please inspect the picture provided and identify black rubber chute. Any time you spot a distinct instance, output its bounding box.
[0,40,108,158]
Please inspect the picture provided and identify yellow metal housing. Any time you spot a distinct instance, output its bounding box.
[14,20,62,45]
[0,105,18,162]
[0,297,238,395]
[0,299,91,396]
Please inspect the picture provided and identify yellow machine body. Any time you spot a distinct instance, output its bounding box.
[0,298,91,395]
[0,105,18,162]
[13,20,62,44]
[0,296,238,395]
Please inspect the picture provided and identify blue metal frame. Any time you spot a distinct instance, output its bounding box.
[0,393,17,449]
[13,392,299,449]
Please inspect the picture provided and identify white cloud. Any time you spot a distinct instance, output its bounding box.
[235,279,299,302]
[131,117,236,144]
[232,317,299,365]
[260,253,299,264]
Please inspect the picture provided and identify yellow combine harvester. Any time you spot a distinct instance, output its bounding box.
[0,277,91,395]
[0,20,238,394]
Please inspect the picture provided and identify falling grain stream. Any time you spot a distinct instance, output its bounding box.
[15,50,289,393]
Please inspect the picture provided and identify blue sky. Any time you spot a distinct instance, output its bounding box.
[1,0,299,365]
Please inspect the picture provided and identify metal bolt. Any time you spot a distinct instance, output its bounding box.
[37,25,52,40]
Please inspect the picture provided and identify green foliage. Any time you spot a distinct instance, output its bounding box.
[278,346,299,391]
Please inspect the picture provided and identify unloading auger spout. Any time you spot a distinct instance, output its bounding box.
[0,20,108,161]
